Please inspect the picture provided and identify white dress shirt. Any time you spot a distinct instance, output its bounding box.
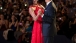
[46,0,52,6]
[46,0,57,11]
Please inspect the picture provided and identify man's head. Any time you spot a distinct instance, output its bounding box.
[45,0,51,3]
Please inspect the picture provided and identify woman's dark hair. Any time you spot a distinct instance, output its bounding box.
[18,25,23,31]
[7,30,15,41]
[38,0,45,6]
[29,0,45,6]
[38,0,44,3]
[24,20,30,24]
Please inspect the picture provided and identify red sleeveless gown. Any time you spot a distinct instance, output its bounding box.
[30,5,44,43]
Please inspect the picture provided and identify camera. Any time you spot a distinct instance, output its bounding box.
[59,18,62,20]
[24,3,27,6]
[0,6,2,10]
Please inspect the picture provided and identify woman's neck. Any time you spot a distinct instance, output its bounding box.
[33,3,39,6]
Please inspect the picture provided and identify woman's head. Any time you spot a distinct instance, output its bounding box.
[0,14,4,20]
[33,0,38,4]
[25,20,30,27]
[11,15,15,22]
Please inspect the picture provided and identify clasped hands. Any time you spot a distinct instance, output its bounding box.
[37,9,43,16]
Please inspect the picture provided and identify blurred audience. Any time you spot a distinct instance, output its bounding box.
[72,34,76,43]
[0,0,76,43]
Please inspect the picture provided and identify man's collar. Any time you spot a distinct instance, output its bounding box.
[46,0,52,6]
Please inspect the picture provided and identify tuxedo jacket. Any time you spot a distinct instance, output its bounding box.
[42,1,56,24]
[42,1,57,36]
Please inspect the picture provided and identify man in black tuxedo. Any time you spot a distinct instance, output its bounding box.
[42,0,57,43]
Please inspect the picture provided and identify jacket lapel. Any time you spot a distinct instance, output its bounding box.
[45,2,51,9]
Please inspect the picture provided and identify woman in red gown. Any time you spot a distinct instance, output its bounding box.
[29,0,44,43]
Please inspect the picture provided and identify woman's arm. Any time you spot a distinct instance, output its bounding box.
[29,7,41,21]
[9,22,12,28]
[15,20,18,27]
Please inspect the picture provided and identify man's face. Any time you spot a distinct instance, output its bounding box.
[45,0,47,3]
[45,0,51,3]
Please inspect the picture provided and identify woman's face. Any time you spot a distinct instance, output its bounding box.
[33,0,38,4]
[11,15,15,21]
[0,15,4,20]
[25,21,30,27]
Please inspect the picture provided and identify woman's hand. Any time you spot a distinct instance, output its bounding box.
[37,9,42,16]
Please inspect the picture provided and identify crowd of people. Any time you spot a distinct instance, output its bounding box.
[55,0,76,42]
[0,0,33,43]
[56,0,76,39]
[0,0,76,43]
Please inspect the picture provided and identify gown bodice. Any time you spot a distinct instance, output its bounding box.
[30,5,44,22]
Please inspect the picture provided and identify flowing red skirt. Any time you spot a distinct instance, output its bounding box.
[31,21,43,43]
